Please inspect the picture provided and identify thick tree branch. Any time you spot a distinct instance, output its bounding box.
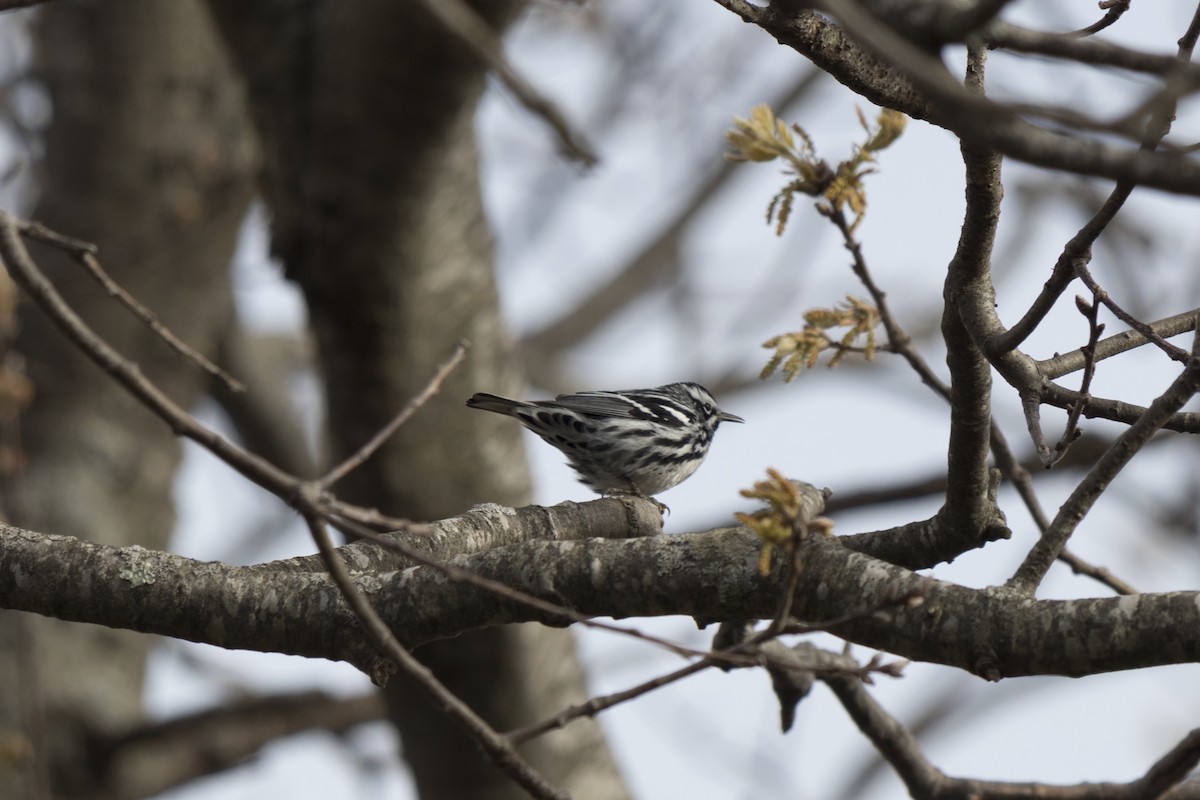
[262,497,662,575]
[5,520,1200,680]
[938,45,1002,546]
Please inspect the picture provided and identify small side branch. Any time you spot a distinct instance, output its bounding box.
[411,0,596,167]
[825,671,1200,799]
[1046,294,1104,467]
[508,593,915,747]
[1039,309,1200,380]
[0,211,299,500]
[1008,321,1200,593]
[18,219,245,392]
[316,340,468,490]
[1074,265,1189,364]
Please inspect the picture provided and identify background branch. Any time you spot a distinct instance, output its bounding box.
[99,691,384,798]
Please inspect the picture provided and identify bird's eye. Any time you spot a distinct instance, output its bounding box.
[703,403,714,415]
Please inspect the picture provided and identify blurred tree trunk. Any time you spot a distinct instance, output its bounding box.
[207,1,628,797]
[0,1,255,797]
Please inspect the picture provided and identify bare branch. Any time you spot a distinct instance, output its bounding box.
[18,219,246,393]
[0,210,301,501]
[411,0,596,167]
[1070,0,1132,37]
[1038,381,1200,433]
[1074,264,1190,364]
[102,692,384,798]
[986,19,1194,76]
[712,2,1200,196]
[825,670,1200,799]
[7,521,1200,680]
[1008,322,1200,593]
[1039,309,1200,380]
[506,658,715,747]
[1046,293,1104,467]
[939,44,1003,542]
[316,340,469,490]
[303,512,569,800]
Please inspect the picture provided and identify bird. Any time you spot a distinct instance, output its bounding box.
[466,382,742,498]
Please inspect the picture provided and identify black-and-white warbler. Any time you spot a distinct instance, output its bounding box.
[466,382,742,497]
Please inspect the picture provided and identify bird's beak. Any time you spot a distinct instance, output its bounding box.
[718,410,744,423]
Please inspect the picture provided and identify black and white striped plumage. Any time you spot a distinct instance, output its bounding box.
[466,382,743,497]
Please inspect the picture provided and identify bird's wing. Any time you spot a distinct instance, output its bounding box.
[546,391,642,418]
[550,389,692,426]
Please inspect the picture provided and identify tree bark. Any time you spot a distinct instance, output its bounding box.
[0,1,256,796]
[205,1,630,796]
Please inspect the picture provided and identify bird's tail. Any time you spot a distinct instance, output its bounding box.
[466,393,526,416]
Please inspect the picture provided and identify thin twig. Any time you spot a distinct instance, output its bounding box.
[825,208,948,399]
[991,7,1200,355]
[1038,381,1200,433]
[1047,293,1104,467]
[1009,321,1200,594]
[303,512,568,800]
[986,431,1139,596]
[1074,263,1190,364]
[316,340,469,490]
[825,668,1200,799]
[1055,548,1138,596]
[0,212,297,499]
[1020,389,1054,464]
[767,534,806,636]
[411,0,596,167]
[506,657,715,747]
[507,592,918,747]
[18,219,247,393]
[1070,0,1132,37]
